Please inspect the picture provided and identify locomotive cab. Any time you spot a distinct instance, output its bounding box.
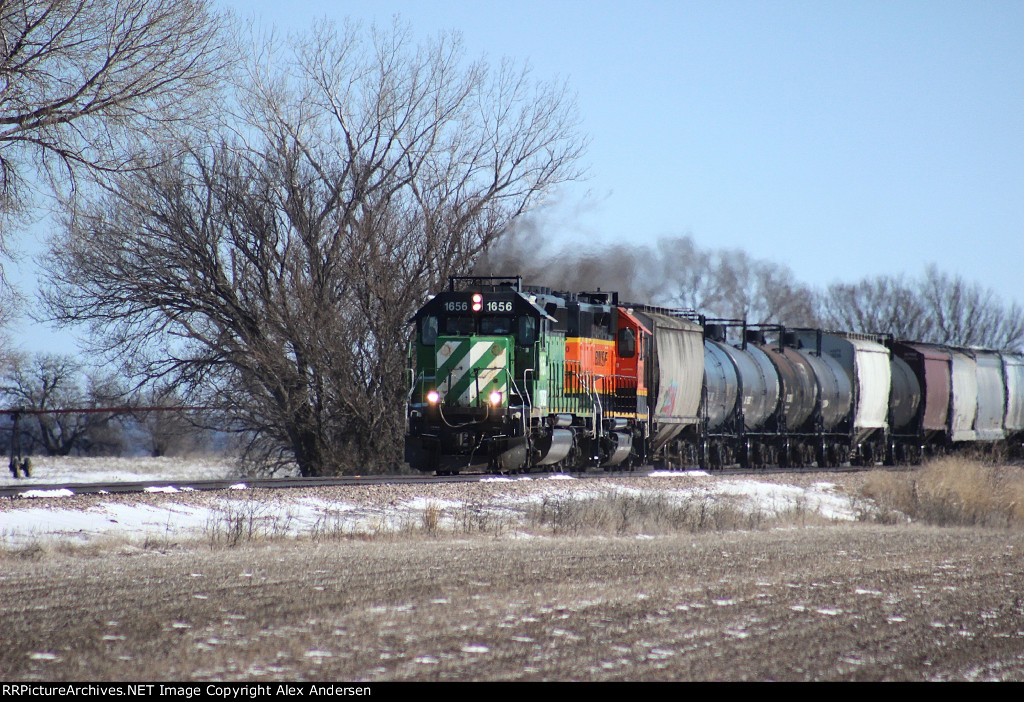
[406,276,558,473]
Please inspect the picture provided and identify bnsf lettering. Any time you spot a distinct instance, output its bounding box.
[595,349,609,366]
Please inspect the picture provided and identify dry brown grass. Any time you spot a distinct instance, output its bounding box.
[523,489,834,535]
[861,458,1024,528]
[203,498,298,547]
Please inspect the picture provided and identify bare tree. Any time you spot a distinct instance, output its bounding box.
[478,232,819,325]
[818,274,927,338]
[918,265,1024,349]
[0,0,227,359]
[40,20,586,476]
[819,265,1024,350]
[695,246,818,325]
[655,235,718,311]
[131,383,210,457]
[0,0,227,223]
[0,353,128,455]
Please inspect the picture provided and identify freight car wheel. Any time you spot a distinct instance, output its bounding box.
[800,443,814,467]
[884,440,896,466]
[786,444,798,468]
[739,439,752,469]
[711,444,725,469]
[778,440,791,468]
[828,445,838,468]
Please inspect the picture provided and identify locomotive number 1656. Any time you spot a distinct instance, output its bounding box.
[485,301,513,313]
[442,299,513,313]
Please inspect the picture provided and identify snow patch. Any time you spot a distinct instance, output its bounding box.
[648,470,710,478]
[20,489,75,499]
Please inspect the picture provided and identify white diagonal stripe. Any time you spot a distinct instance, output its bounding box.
[456,343,507,406]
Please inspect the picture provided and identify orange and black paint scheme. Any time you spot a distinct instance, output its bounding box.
[614,306,650,420]
[560,295,649,419]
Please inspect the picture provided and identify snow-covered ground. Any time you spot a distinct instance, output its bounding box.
[0,458,867,548]
[0,455,242,486]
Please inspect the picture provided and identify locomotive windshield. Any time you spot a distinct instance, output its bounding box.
[480,316,512,335]
[419,315,481,342]
[420,312,539,347]
[443,316,475,335]
[421,314,519,340]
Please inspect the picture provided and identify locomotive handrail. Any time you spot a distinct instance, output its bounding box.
[562,360,594,415]
[605,373,640,416]
[590,372,604,440]
[521,367,534,411]
[623,301,702,321]
[406,368,416,403]
[410,370,438,405]
[522,367,534,456]
[448,275,522,293]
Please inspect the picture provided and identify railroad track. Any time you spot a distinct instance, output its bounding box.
[0,472,474,499]
[0,463,882,500]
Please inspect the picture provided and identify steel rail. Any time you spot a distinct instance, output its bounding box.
[0,464,888,499]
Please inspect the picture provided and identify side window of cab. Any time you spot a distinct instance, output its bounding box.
[618,327,635,358]
[517,316,537,347]
[421,316,438,345]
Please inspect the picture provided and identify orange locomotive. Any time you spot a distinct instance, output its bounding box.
[541,289,652,468]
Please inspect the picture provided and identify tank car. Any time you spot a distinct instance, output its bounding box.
[698,322,780,468]
[741,327,853,467]
[406,275,1024,473]
[791,330,892,465]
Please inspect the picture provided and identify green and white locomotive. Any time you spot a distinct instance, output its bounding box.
[405,276,648,474]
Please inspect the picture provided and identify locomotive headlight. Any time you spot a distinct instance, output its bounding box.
[489,390,503,406]
[472,293,483,312]
[427,390,440,404]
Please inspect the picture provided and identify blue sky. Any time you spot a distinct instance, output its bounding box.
[221,0,1024,297]
[14,0,1024,353]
